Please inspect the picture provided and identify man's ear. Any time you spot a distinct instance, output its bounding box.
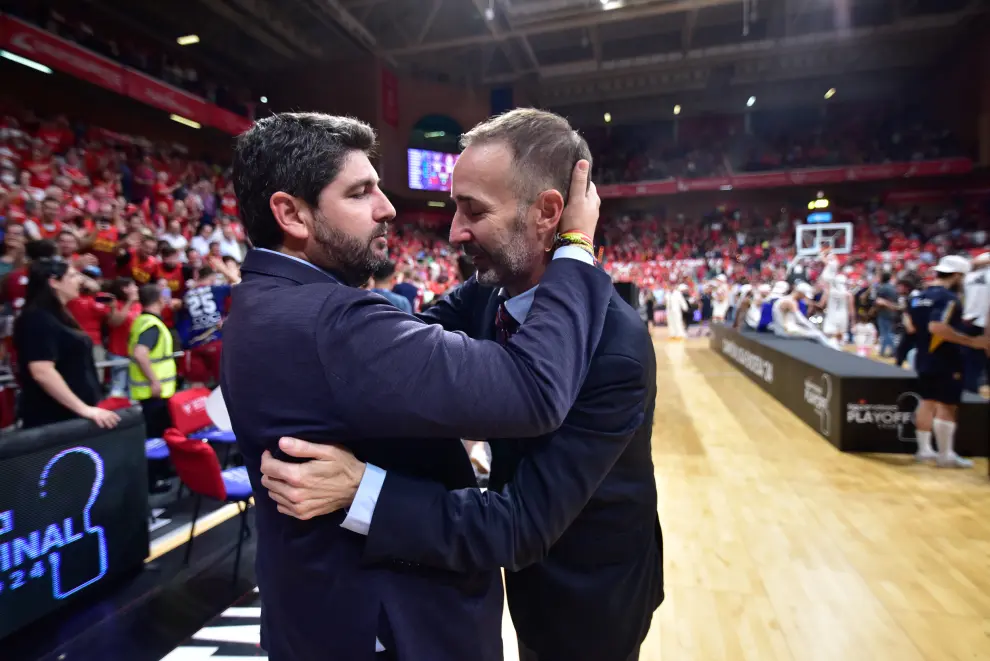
[270,192,310,243]
[534,189,565,239]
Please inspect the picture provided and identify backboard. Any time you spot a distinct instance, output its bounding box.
[795,222,853,257]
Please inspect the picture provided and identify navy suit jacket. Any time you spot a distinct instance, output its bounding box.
[220,249,612,661]
[364,281,664,661]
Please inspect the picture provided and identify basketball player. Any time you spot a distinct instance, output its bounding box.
[909,255,989,468]
[818,245,840,285]
[771,282,832,346]
[821,273,854,345]
[666,282,689,339]
[711,274,730,324]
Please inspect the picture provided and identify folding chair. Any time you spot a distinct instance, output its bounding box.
[163,428,253,582]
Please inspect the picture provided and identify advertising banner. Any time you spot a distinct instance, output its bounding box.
[600,158,975,199]
[710,325,988,457]
[0,410,149,639]
[0,15,124,94]
[123,68,208,124]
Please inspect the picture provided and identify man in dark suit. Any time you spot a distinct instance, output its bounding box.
[221,112,608,661]
[262,109,663,661]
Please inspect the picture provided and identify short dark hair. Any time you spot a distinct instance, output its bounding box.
[459,108,592,205]
[372,260,396,281]
[139,284,162,308]
[26,239,57,261]
[197,266,215,279]
[232,112,378,250]
[881,272,891,284]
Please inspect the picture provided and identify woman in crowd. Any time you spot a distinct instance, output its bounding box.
[105,277,141,398]
[0,223,26,279]
[13,257,119,429]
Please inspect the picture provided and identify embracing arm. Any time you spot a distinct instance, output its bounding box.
[322,254,608,440]
[361,353,648,572]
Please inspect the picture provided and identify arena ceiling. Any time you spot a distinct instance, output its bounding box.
[98,0,985,111]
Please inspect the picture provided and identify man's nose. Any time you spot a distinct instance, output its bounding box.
[449,216,470,245]
[375,192,396,222]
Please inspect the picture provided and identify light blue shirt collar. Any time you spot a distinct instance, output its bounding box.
[254,247,325,273]
[498,285,538,324]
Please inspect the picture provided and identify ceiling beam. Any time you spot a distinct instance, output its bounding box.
[590,25,602,66]
[682,9,698,51]
[314,0,398,65]
[417,0,445,44]
[198,0,301,59]
[387,0,745,56]
[469,0,527,73]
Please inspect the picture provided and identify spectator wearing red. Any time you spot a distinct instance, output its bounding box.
[66,276,111,364]
[121,234,161,285]
[104,277,141,397]
[21,196,60,241]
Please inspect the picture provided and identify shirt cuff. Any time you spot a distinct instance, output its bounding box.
[552,244,595,265]
[339,463,386,536]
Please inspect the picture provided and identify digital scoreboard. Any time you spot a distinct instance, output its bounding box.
[0,411,149,640]
[408,148,458,192]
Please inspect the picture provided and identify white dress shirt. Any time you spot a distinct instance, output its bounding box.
[963,268,988,328]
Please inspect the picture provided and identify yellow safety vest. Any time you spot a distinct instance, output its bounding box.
[128,313,177,401]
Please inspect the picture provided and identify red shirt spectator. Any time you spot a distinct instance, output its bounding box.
[107,300,142,357]
[67,294,110,346]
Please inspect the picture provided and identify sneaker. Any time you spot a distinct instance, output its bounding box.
[936,453,974,469]
[914,449,938,463]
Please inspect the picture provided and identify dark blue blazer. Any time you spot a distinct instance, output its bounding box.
[220,249,613,661]
[363,282,664,661]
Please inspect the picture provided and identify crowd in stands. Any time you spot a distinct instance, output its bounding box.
[587,105,964,183]
[5,2,253,116]
[0,98,986,427]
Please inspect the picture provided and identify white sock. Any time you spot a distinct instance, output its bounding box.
[932,418,957,458]
[915,430,933,455]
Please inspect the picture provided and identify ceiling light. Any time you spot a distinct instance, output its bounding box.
[603,112,612,123]
[176,35,200,46]
[673,104,681,115]
[0,50,53,74]
[260,96,268,103]
[424,131,446,138]
[824,87,836,100]
[170,114,201,129]
[746,96,756,107]
[428,201,446,208]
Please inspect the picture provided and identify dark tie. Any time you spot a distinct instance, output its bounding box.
[495,300,519,346]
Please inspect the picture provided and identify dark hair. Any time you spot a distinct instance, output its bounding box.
[232,112,378,250]
[18,257,81,330]
[881,272,891,284]
[160,245,178,258]
[138,284,162,308]
[372,260,396,281]
[107,277,135,301]
[25,239,57,261]
[197,266,215,279]
[460,108,592,204]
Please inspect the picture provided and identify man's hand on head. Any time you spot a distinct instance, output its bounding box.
[557,160,600,239]
[260,438,366,521]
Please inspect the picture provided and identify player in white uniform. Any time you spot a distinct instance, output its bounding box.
[821,273,854,344]
[711,274,730,324]
[819,246,840,286]
[666,283,689,339]
[771,282,833,346]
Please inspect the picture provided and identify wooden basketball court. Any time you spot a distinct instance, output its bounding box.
[504,331,990,661]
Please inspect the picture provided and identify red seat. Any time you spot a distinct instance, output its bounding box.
[167,387,213,435]
[163,428,253,582]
